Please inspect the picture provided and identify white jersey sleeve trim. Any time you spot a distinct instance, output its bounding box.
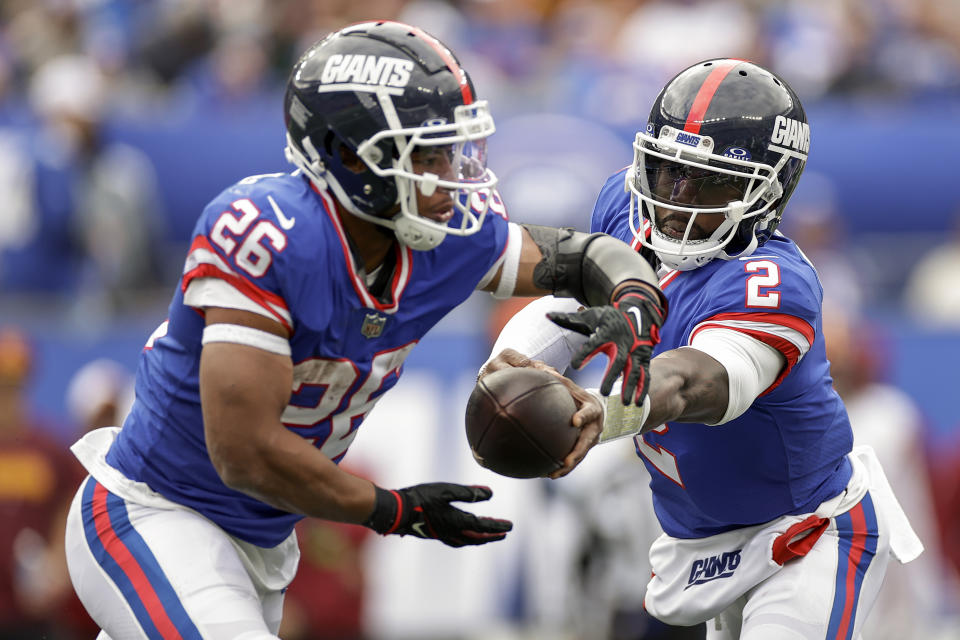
[202,323,292,356]
[184,277,288,326]
[690,316,812,367]
[184,243,235,278]
[482,295,586,375]
[478,222,523,298]
[688,328,784,425]
[182,238,294,330]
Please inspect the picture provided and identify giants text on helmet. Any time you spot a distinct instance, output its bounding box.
[319,54,415,89]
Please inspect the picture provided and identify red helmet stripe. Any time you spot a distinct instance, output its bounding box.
[684,60,740,133]
[385,21,473,104]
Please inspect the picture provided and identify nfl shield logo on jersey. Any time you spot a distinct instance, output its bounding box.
[361,313,386,339]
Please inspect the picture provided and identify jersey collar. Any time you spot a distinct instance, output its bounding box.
[314,184,412,313]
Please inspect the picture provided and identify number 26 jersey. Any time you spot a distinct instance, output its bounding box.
[106,171,509,547]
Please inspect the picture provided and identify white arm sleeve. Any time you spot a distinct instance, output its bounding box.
[688,328,785,425]
[483,295,587,374]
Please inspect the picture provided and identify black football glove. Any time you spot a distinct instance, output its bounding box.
[362,483,512,548]
[547,286,665,406]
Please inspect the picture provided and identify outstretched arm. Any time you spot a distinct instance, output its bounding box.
[600,330,786,440]
[479,223,667,406]
[200,307,511,547]
[617,347,730,433]
[485,309,786,464]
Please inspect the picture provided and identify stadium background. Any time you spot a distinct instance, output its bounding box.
[1,0,959,638]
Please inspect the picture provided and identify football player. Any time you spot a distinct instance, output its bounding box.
[484,59,922,639]
[62,21,666,640]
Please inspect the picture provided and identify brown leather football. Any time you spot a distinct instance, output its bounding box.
[465,367,579,478]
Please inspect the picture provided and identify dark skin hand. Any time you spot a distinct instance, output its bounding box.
[484,343,749,477]
[482,349,604,479]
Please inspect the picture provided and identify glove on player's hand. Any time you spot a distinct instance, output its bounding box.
[363,483,512,548]
[548,286,665,406]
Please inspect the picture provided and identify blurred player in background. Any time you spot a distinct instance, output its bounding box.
[65,358,135,434]
[0,54,164,307]
[0,328,85,639]
[61,21,666,639]
[486,59,923,638]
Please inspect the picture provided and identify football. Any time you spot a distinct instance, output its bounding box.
[465,367,579,479]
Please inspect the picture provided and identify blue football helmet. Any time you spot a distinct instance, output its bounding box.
[627,59,809,270]
[284,21,498,250]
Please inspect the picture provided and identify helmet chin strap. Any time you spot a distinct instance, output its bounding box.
[651,200,757,269]
[290,132,456,252]
[290,133,419,247]
[393,214,445,250]
[715,200,758,261]
[716,233,759,261]
[392,165,447,250]
[287,133,392,226]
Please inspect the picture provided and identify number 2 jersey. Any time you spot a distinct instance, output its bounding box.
[105,171,510,547]
[592,168,853,539]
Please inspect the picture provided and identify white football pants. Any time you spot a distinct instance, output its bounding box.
[705,492,890,640]
[65,475,296,640]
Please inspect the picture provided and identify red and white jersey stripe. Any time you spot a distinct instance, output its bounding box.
[181,235,294,332]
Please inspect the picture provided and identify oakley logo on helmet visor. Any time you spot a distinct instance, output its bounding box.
[722,147,751,160]
[770,116,810,153]
[320,54,414,89]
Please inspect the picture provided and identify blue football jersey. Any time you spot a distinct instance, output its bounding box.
[106,171,510,547]
[591,169,853,539]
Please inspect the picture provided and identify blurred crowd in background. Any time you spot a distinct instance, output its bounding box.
[1,0,960,638]
[1,0,960,308]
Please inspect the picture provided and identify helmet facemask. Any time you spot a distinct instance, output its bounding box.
[627,126,786,271]
[357,100,498,250]
[287,97,498,251]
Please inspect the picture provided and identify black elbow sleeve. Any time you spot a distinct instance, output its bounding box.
[522,224,660,307]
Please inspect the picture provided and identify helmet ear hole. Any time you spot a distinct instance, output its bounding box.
[337,143,366,174]
[322,131,336,155]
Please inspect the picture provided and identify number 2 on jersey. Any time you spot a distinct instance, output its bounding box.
[636,427,684,487]
[744,260,781,308]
